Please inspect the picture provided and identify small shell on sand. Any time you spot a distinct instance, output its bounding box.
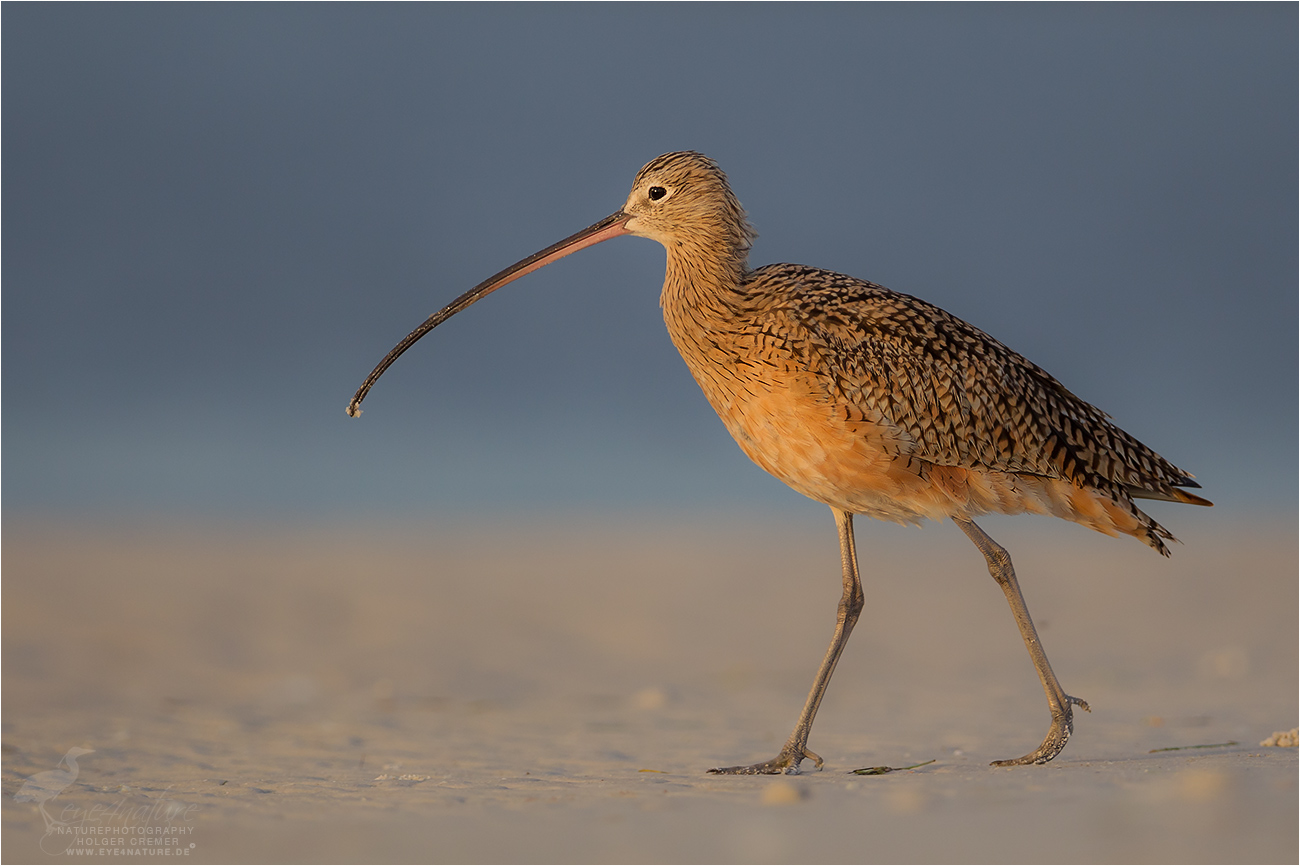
[1259,728,1298,747]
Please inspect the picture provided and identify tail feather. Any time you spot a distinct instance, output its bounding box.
[1127,485,1213,507]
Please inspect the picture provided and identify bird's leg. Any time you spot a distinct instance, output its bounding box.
[710,508,865,775]
[953,517,1090,766]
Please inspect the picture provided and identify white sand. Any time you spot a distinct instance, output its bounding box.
[3,513,1296,862]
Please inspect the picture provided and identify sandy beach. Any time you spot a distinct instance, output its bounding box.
[3,512,1295,863]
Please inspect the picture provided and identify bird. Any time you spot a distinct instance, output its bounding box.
[347,151,1210,774]
[15,747,94,827]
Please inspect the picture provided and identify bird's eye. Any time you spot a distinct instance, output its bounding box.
[648,186,667,201]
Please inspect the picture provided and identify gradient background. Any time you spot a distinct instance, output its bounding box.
[4,4,1295,525]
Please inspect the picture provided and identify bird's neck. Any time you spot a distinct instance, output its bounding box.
[660,240,751,338]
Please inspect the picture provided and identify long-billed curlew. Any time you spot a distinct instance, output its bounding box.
[347,152,1210,774]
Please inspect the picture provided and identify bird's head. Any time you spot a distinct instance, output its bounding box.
[345,151,755,417]
[621,151,756,261]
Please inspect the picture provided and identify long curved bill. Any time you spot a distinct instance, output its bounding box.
[347,210,632,417]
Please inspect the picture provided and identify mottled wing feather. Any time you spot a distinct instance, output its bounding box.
[752,264,1197,502]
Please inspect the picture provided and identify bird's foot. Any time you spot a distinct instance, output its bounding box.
[709,746,823,775]
[991,694,1090,767]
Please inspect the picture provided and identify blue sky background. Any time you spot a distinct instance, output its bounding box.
[4,4,1295,525]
